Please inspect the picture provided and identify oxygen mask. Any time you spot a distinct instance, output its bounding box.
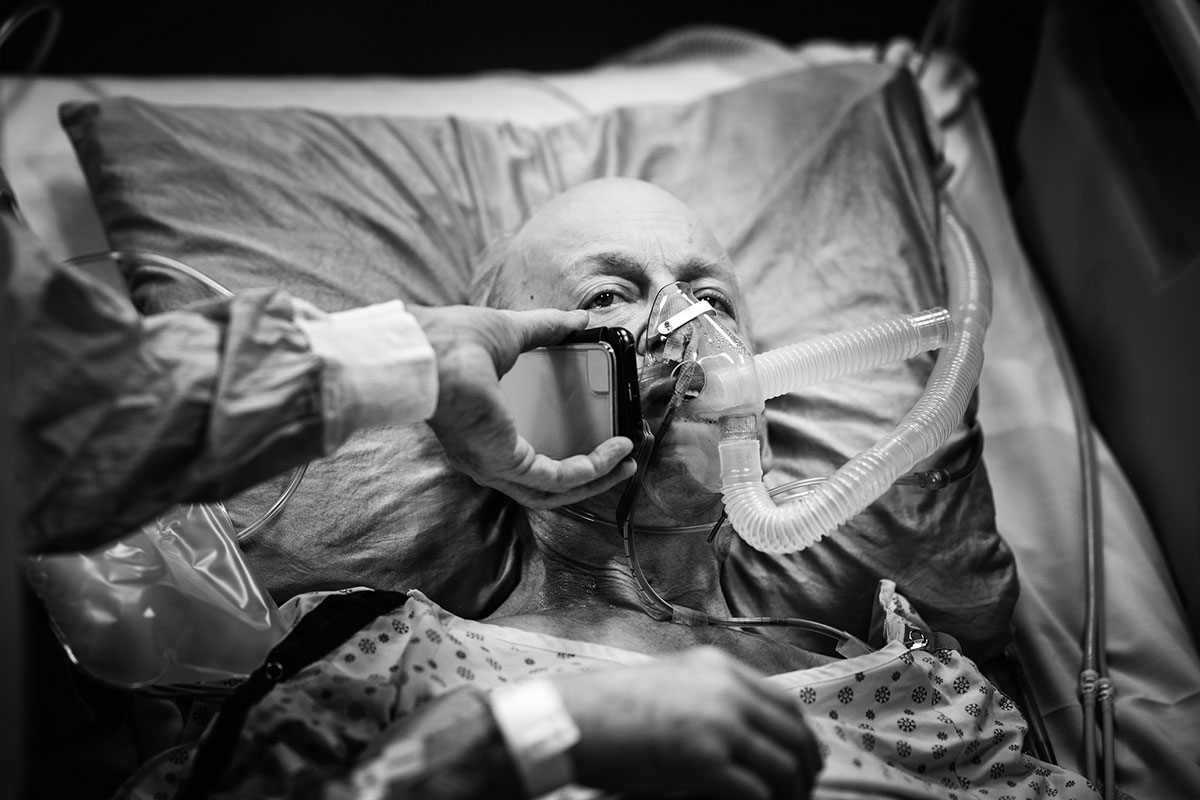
[635,283,764,513]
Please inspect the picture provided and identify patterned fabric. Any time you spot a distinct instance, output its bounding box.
[117,589,1100,800]
[770,650,1090,799]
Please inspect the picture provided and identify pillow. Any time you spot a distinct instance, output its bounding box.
[61,60,1018,657]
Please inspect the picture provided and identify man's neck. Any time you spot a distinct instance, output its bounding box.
[484,506,838,674]
[488,506,730,622]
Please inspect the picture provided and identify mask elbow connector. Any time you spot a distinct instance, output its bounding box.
[689,354,765,416]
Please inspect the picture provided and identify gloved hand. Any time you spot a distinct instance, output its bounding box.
[551,647,822,800]
[410,304,635,508]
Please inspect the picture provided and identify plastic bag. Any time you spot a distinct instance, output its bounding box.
[25,503,287,688]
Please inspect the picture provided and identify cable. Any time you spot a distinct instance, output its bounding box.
[617,423,674,622]
[67,249,239,301]
[1047,303,1106,792]
[1032,258,1112,798]
[0,2,62,125]
[617,347,699,622]
[0,2,60,73]
[63,250,309,542]
[914,0,957,78]
[233,459,307,540]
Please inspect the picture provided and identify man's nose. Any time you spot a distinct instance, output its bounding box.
[634,324,651,357]
[624,313,652,357]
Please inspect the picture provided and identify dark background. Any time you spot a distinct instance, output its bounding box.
[12,1,951,75]
[1,1,1045,187]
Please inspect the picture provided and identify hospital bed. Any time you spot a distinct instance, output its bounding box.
[2,3,1198,800]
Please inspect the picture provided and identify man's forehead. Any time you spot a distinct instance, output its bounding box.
[572,249,736,284]
[508,179,737,295]
[521,181,713,247]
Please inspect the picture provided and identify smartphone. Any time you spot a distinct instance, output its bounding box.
[499,327,643,460]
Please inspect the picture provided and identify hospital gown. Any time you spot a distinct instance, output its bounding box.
[119,589,1102,800]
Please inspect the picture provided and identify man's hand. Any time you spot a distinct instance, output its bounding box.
[410,304,635,508]
[551,648,822,800]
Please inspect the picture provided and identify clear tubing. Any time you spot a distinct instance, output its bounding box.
[755,308,952,399]
[691,309,951,415]
[720,204,991,554]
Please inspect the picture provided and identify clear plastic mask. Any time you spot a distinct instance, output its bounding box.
[636,282,764,513]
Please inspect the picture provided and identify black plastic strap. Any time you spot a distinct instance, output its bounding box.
[180,589,407,799]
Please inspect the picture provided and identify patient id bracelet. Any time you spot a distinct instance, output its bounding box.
[489,679,582,797]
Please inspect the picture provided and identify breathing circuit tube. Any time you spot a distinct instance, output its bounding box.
[716,203,991,554]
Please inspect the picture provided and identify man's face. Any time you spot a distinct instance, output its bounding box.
[500,178,750,525]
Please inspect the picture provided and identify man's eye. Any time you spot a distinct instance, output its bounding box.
[586,291,617,309]
[697,292,736,319]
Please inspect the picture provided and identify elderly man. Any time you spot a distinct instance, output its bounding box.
[121,179,1099,800]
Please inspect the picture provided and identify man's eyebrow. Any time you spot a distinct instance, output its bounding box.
[577,251,734,283]
[576,251,645,279]
[676,257,736,284]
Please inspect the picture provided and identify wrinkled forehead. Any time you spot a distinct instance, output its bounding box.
[505,181,738,306]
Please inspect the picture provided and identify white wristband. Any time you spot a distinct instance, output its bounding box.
[489,679,582,798]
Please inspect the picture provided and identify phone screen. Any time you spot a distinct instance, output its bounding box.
[499,329,641,459]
